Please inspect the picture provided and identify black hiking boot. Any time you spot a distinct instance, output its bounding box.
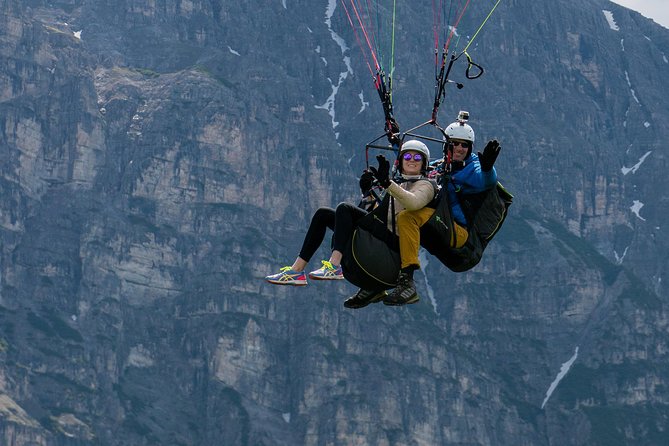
[344,289,387,309]
[383,271,419,306]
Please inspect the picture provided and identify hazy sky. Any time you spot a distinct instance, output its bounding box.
[610,0,669,29]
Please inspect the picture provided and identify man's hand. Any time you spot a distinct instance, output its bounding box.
[478,140,501,172]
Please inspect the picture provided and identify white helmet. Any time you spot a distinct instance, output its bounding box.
[398,139,430,174]
[445,110,475,144]
[400,139,430,162]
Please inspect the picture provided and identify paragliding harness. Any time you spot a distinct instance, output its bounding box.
[420,179,513,272]
[341,193,400,291]
[341,175,440,290]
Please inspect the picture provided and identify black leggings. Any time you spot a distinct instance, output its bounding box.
[298,202,368,262]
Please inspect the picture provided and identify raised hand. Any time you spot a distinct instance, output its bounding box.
[478,140,501,172]
[369,154,391,188]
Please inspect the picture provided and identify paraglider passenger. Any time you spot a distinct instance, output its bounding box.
[346,140,437,308]
[264,140,437,311]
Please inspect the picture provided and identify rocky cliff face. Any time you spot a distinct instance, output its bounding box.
[1,0,668,445]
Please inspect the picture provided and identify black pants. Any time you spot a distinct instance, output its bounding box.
[298,203,368,262]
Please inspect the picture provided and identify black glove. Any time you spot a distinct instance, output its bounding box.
[478,139,501,172]
[359,170,374,194]
[369,154,391,188]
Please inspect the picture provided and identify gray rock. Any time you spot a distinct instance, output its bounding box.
[1,0,668,445]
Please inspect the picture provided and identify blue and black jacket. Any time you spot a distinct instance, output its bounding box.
[446,153,498,226]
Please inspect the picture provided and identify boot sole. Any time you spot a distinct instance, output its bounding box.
[383,294,420,306]
[344,291,387,309]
